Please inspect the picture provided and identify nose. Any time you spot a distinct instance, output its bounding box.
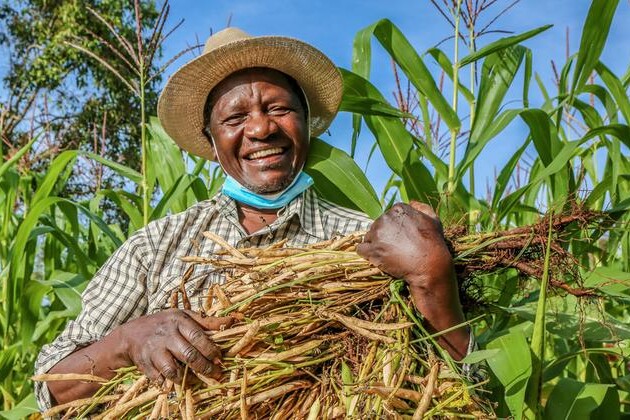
[244,112,278,141]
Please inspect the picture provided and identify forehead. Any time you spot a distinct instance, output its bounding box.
[209,68,300,106]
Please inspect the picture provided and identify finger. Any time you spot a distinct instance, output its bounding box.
[135,357,162,383]
[151,349,183,383]
[186,312,235,331]
[177,319,223,363]
[169,331,216,376]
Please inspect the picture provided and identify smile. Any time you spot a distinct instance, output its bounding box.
[246,147,284,160]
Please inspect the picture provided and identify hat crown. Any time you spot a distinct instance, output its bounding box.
[203,28,252,54]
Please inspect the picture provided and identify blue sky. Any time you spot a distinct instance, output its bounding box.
[82,2,630,196]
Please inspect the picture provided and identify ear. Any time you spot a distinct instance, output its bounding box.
[202,125,214,144]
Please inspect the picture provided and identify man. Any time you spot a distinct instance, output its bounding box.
[35,28,470,410]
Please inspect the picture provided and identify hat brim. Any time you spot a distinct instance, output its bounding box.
[157,36,343,161]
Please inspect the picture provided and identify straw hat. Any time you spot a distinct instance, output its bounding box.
[157,27,343,161]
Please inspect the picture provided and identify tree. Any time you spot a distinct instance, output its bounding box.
[0,0,161,209]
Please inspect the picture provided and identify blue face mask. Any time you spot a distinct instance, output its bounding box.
[221,171,314,210]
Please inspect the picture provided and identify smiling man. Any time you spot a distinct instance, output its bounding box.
[35,28,470,411]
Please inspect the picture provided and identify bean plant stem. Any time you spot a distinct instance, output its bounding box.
[448,0,463,194]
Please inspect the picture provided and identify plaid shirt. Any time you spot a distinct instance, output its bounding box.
[34,188,373,410]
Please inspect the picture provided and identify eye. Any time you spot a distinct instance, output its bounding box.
[268,106,292,116]
[222,114,246,126]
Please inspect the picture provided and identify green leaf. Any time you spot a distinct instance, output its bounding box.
[341,69,438,205]
[460,349,500,364]
[31,150,78,206]
[36,271,87,314]
[0,393,39,420]
[340,95,411,118]
[570,0,620,95]
[459,109,521,176]
[426,48,474,103]
[353,19,460,131]
[459,25,552,67]
[150,174,203,221]
[0,136,37,180]
[96,189,143,232]
[83,152,142,184]
[8,197,121,328]
[543,378,619,420]
[486,330,532,420]
[491,137,531,212]
[305,137,381,218]
[147,117,194,213]
[505,300,630,341]
[523,48,533,108]
[521,109,556,166]
[583,266,630,298]
[595,61,630,125]
[498,124,628,220]
[468,46,526,148]
[525,214,554,418]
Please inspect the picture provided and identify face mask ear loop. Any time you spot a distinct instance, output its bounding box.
[298,83,311,174]
[209,134,228,176]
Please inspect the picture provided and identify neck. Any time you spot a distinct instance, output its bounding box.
[238,203,279,235]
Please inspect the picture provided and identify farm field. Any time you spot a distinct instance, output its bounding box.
[0,0,628,418]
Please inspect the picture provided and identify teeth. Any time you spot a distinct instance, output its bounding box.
[248,147,283,159]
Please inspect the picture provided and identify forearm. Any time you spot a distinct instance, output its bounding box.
[407,271,469,360]
[47,327,130,405]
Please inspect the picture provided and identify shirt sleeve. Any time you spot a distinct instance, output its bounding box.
[34,230,152,411]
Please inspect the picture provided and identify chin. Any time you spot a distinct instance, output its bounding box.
[244,174,296,195]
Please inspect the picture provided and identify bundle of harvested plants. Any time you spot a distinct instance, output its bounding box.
[36,211,601,418]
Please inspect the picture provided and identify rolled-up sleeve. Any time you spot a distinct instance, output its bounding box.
[34,230,151,411]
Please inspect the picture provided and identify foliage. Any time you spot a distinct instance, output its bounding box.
[346,0,629,417]
[0,0,161,208]
[0,0,629,417]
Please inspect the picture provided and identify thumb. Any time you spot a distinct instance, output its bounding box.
[185,311,235,331]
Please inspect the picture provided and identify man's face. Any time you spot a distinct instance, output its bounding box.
[208,68,309,194]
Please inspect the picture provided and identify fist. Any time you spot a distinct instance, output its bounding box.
[356,201,453,289]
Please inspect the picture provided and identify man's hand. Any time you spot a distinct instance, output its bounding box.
[357,201,469,359]
[117,309,234,384]
[356,201,452,286]
[48,310,233,405]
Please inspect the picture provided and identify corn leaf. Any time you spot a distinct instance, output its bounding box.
[426,48,474,103]
[595,61,630,125]
[341,69,438,205]
[353,19,460,132]
[305,137,382,218]
[469,46,526,146]
[486,329,532,420]
[147,117,194,213]
[0,136,37,180]
[459,25,552,67]
[340,95,411,118]
[570,0,620,95]
[543,378,619,419]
